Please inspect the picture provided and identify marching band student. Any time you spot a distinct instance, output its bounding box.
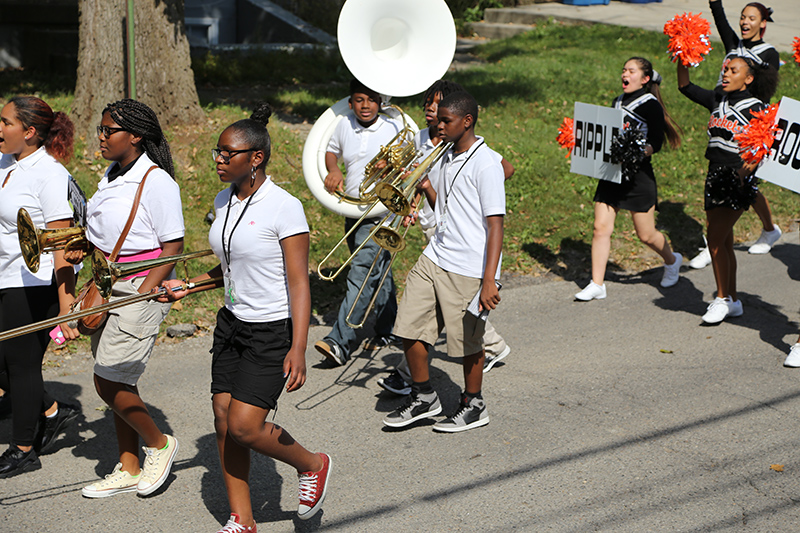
[314,79,404,366]
[79,99,184,498]
[575,57,682,302]
[383,91,504,433]
[688,0,781,268]
[161,104,331,531]
[378,80,513,396]
[0,96,81,477]
[677,57,777,324]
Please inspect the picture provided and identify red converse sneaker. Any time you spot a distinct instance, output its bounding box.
[216,513,256,532]
[297,453,332,520]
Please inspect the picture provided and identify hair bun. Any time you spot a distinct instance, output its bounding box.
[651,70,663,85]
[251,103,272,126]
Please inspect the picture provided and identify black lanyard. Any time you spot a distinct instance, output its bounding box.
[442,140,484,212]
[220,188,254,271]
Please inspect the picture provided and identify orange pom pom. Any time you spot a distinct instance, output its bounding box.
[734,103,781,165]
[663,12,712,67]
[793,37,800,65]
[556,117,574,158]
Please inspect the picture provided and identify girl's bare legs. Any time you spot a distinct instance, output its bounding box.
[706,207,743,300]
[590,202,618,286]
[631,207,677,265]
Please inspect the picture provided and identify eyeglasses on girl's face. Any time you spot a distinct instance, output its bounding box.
[211,148,255,164]
[96,125,126,139]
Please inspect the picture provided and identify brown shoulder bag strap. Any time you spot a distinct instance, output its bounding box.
[109,165,158,261]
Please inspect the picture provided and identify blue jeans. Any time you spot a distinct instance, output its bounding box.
[324,217,397,357]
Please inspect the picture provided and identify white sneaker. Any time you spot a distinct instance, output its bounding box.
[702,296,742,324]
[575,281,606,301]
[81,463,140,498]
[689,247,712,269]
[784,344,800,368]
[660,253,682,288]
[748,226,781,254]
[483,345,511,373]
[137,434,178,496]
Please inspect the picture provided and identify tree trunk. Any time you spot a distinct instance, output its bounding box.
[71,0,203,141]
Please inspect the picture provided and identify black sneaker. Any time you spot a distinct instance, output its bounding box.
[36,403,80,455]
[315,340,348,366]
[0,444,41,478]
[364,334,401,351]
[433,394,489,433]
[377,371,411,396]
[383,392,442,428]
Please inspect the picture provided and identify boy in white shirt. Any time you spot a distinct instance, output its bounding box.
[314,80,405,366]
[383,91,505,433]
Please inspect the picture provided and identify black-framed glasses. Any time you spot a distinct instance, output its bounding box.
[96,125,127,139]
[211,148,255,164]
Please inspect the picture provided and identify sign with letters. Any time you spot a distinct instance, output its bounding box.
[756,96,800,194]
[570,102,624,184]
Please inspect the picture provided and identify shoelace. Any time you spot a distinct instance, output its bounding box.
[140,447,160,481]
[399,397,424,416]
[298,471,319,503]
[218,518,248,533]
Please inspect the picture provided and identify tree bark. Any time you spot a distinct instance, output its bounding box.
[71,0,203,141]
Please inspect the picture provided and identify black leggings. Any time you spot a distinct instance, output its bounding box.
[0,284,59,446]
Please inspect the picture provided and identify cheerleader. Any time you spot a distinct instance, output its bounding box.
[575,57,682,302]
[0,96,82,477]
[677,56,778,323]
[161,104,330,531]
[78,99,185,498]
[688,0,781,267]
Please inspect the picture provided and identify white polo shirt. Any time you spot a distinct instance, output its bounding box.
[208,178,309,323]
[0,147,75,288]
[414,128,440,232]
[423,136,505,280]
[86,154,184,255]
[327,113,403,200]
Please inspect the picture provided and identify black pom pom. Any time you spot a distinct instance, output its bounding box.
[609,127,647,183]
[704,166,758,211]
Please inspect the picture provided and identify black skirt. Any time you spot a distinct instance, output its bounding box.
[593,162,657,212]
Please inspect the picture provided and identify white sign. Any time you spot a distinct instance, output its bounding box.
[756,96,800,194]
[570,102,624,183]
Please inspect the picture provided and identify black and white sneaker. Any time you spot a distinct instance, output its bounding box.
[315,340,348,366]
[36,403,80,455]
[377,371,411,396]
[383,392,442,428]
[364,334,401,351]
[483,345,511,373]
[433,394,489,433]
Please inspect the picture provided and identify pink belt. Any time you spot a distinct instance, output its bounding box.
[103,248,163,280]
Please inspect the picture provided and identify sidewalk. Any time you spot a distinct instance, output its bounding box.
[488,0,797,53]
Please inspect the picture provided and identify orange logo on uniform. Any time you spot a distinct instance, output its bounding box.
[708,115,743,134]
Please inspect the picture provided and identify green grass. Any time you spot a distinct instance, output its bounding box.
[2,20,800,337]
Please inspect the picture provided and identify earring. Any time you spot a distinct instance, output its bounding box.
[250,167,257,187]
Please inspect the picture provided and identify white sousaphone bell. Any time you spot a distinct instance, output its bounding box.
[301,0,457,218]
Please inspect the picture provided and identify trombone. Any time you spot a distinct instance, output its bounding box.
[17,208,91,273]
[344,141,452,329]
[90,248,215,299]
[0,277,221,343]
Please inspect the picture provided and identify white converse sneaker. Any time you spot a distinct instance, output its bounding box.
[660,253,682,288]
[748,226,781,254]
[137,434,178,496]
[575,281,606,301]
[82,463,140,498]
[784,344,800,368]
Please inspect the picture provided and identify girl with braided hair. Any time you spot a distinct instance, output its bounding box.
[0,96,83,477]
[161,103,331,531]
[78,99,185,498]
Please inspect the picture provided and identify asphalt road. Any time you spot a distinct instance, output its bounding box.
[4,229,800,531]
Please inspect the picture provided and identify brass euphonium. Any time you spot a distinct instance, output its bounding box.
[17,208,91,273]
[90,248,215,298]
[344,141,452,329]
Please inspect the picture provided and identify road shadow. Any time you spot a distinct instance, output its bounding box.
[523,238,597,282]
[656,200,705,257]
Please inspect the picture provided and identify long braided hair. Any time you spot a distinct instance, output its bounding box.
[103,99,175,178]
[9,96,74,162]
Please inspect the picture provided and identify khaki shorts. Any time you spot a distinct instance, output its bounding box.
[394,254,485,357]
[91,277,172,386]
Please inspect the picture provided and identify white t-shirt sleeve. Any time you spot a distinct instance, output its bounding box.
[37,169,74,223]
[326,118,346,157]
[275,195,310,240]
[476,157,506,218]
[142,171,185,243]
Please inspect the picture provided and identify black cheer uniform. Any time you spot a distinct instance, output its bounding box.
[680,83,765,210]
[594,88,665,212]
